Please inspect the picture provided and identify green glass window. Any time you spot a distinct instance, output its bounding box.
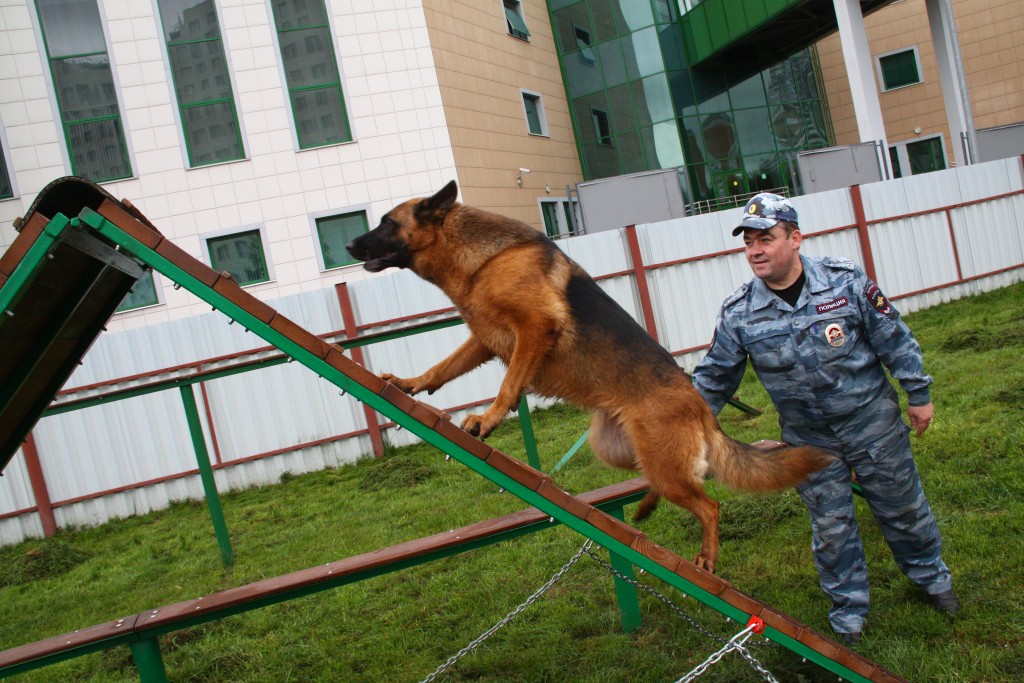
[889,146,903,179]
[116,270,160,312]
[878,48,921,91]
[907,137,946,175]
[523,92,546,135]
[503,0,530,40]
[208,230,269,285]
[35,0,131,182]
[592,109,612,146]
[575,25,596,64]
[316,211,368,269]
[541,199,581,239]
[0,140,12,200]
[156,0,244,166]
[270,0,352,149]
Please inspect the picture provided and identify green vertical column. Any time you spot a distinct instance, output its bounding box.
[517,395,541,470]
[179,385,234,566]
[607,507,643,633]
[129,637,168,683]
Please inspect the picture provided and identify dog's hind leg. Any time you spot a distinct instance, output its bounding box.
[657,478,720,572]
[633,491,661,522]
[631,428,721,572]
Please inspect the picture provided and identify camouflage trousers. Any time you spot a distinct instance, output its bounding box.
[794,427,952,635]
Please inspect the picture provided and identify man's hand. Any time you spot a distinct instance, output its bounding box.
[908,402,934,437]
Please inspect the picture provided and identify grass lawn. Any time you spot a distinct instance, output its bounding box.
[1,282,1022,682]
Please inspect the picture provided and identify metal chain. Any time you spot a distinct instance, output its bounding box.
[419,539,780,683]
[584,547,727,644]
[673,624,780,683]
[417,539,594,683]
[584,547,780,681]
[584,547,780,650]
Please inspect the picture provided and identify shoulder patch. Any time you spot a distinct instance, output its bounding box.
[865,282,892,314]
[821,256,856,271]
[723,282,750,309]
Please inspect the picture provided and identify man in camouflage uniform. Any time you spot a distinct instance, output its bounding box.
[691,193,958,646]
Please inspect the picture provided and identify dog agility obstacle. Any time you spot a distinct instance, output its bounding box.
[0,177,907,682]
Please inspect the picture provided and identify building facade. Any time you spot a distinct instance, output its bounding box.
[817,0,1024,177]
[0,0,1021,332]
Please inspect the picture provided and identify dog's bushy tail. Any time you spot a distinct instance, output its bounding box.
[709,434,834,493]
[632,434,834,522]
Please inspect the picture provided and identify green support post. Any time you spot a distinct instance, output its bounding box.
[607,507,643,633]
[517,395,541,470]
[129,637,168,683]
[179,385,234,566]
[551,429,589,473]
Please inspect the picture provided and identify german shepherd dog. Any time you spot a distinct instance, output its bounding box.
[347,181,832,572]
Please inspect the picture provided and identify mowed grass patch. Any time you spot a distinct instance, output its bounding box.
[1,282,1022,682]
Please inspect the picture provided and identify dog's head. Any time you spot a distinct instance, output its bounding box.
[346,181,458,273]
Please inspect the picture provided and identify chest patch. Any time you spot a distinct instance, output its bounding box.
[815,296,848,314]
[825,323,846,347]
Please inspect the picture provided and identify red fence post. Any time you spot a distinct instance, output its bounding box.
[335,283,386,458]
[849,185,877,282]
[21,432,57,537]
[624,225,659,343]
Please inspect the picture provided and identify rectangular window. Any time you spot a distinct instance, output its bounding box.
[906,136,946,175]
[877,47,922,91]
[156,0,244,166]
[35,0,131,182]
[503,0,530,41]
[540,198,582,239]
[270,0,352,149]
[116,270,161,312]
[315,210,368,269]
[592,108,612,145]
[207,229,270,285]
[0,139,12,200]
[574,24,595,64]
[522,91,548,136]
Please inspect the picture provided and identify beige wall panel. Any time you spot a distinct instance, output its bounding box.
[424,0,582,231]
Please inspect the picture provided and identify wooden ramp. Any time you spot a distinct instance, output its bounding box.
[0,177,907,683]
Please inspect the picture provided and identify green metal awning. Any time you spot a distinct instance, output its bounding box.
[680,0,899,67]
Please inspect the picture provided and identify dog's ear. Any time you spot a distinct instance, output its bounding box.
[415,180,458,223]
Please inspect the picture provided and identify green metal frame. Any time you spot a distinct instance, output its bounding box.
[0,205,879,682]
[69,207,873,681]
[0,480,650,680]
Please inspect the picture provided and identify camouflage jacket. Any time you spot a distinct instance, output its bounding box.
[692,255,932,450]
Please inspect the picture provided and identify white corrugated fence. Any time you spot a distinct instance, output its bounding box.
[1,157,1022,545]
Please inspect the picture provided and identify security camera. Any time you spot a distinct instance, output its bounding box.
[518,168,531,174]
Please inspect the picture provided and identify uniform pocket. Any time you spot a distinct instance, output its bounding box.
[745,329,798,374]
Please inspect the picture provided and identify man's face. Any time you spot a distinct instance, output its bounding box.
[742,223,802,288]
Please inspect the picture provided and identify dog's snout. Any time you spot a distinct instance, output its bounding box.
[346,236,365,258]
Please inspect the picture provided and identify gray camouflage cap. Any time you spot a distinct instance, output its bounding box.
[733,193,799,236]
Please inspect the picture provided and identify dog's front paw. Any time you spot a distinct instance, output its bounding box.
[380,373,418,394]
[692,554,717,574]
[460,414,495,440]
